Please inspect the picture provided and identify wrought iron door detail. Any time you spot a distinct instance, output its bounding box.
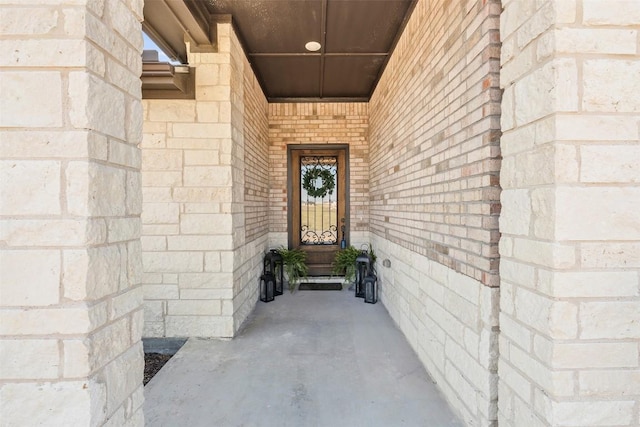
[300,156,338,245]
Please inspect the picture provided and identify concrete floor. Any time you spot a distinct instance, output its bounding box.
[144,288,464,427]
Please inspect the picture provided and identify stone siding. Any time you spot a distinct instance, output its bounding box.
[268,102,370,247]
[368,0,502,425]
[0,0,145,425]
[141,23,268,338]
[498,1,640,426]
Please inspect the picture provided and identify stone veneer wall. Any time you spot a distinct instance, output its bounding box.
[268,103,370,248]
[498,1,640,426]
[141,23,268,338]
[0,1,145,425]
[368,0,502,425]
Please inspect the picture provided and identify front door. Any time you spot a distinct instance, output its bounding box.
[289,147,348,276]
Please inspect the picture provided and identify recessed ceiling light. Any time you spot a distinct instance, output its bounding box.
[305,41,321,52]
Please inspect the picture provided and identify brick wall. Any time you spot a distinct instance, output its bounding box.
[368,0,502,425]
[498,1,640,426]
[141,23,268,338]
[268,103,370,247]
[0,1,145,425]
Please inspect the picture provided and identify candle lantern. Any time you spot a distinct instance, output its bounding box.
[364,274,378,304]
[264,249,284,296]
[260,273,275,302]
[355,250,371,298]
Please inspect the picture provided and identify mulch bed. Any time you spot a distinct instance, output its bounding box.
[144,353,173,386]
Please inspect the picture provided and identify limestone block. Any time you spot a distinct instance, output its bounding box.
[63,246,122,301]
[545,271,639,298]
[583,60,640,112]
[0,7,59,34]
[499,314,532,352]
[0,219,105,247]
[555,187,640,240]
[0,72,62,127]
[107,218,140,243]
[515,1,553,50]
[131,308,144,344]
[553,342,638,369]
[509,344,574,397]
[556,114,638,141]
[140,131,166,149]
[196,101,220,123]
[1,250,60,306]
[142,171,182,188]
[168,300,222,316]
[69,71,125,140]
[515,288,578,338]
[0,381,93,427]
[579,301,640,339]
[0,339,59,380]
[184,150,221,165]
[142,224,179,236]
[552,400,635,426]
[183,166,232,187]
[126,171,142,215]
[204,252,222,272]
[172,187,232,202]
[142,252,202,273]
[179,214,233,234]
[178,272,232,289]
[147,100,196,122]
[171,123,231,139]
[579,370,640,397]
[141,236,166,251]
[580,145,640,183]
[499,189,531,235]
[88,317,131,371]
[583,0,640,25]
[166,236,233,252]
[101,344,144,416]
[142,284,179,300]
[142,149,182,171]
[66,161,126,217]
[111,286,143,320]
[165,315,233,338]
[498,359,532,402]
[109,140,140,168]
[106,0,142,48]
[179,288,233,300]
[512,238,575,270]
[141,203,179,224]
[143,300,164,322]
[63,339,91,378]
[580,242,640,269]
[0,160,60,215]
[556,29,637,55]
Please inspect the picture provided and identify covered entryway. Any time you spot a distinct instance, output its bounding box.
[289,146,348,276]
[144,290,463,426]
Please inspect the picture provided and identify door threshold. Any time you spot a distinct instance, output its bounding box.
[303,276,345,283]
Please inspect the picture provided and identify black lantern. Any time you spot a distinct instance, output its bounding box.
[264,249,284,296]
[364,274,377,304]
[355,250,371,298]
[260,273,275,302]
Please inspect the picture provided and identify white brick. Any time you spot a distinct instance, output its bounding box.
[0,250,60,306]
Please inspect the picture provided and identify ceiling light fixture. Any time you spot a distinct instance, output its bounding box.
[305,41,321,52]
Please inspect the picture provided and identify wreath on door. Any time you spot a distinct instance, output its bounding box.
[302,167,335,198]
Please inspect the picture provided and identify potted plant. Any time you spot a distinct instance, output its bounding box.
[276,246,309,292]
[332,244,376,284]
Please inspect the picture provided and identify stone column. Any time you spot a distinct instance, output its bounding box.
[499,1,640,425]
[0,1,145,425]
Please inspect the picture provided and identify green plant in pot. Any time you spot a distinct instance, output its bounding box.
[332,244,376,284]
[276,246,309,292]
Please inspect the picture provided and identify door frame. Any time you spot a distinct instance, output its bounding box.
[287,144,350,251]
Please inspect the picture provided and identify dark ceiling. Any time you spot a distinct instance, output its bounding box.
[143,0,416,102]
